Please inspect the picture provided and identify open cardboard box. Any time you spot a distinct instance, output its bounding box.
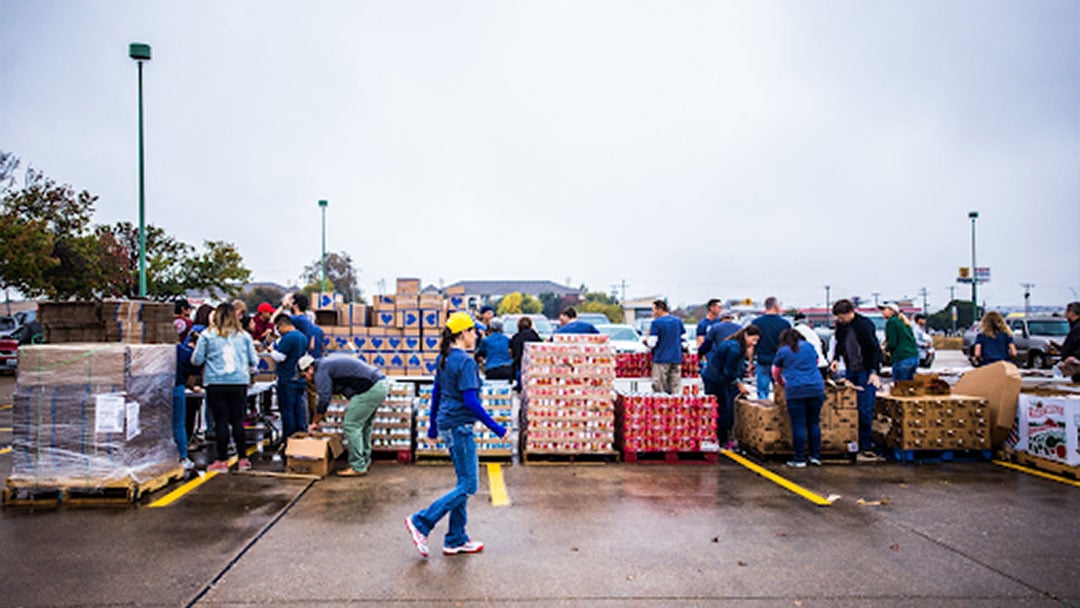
[285,433,344,477]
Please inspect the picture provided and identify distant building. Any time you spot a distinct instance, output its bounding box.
[444,280,582,311]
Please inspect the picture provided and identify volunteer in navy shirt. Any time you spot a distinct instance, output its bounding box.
[555,307,600,334]
[695,299,723,350]
[406,312,507,559]
[648,299,685,394]
[973,311,1017,366]
[475,318,514,380]
[750,296,791,399]
[772,329,827,467]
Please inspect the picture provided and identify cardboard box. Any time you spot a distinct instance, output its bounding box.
[351,334,368,351]
[312,292,342,310]
[1015,392,1080,466]
[422,334,441,352]
[374,294,395,308]
[445,285,466,295]
[421,352,440,375]
[874,395,990,450]
[385,333,405,351]
[952,361,1021,447]
[285,433,344,477]
[396,278,421,294]
[373,309,397,328]
[397,309,421,330]
[395,295,419,309]
[445,295,466,311]
[314,309,338,327]
[418,294,442,308]
[421,309,444,329]
[339,303,368,327]
[402,335,422,352]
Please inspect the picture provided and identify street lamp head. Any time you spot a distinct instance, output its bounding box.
[968,211,979,219]
[318,199,328,208]
[129,43,151,61]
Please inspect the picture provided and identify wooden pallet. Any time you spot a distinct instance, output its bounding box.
[3,464,185,507]
[622,450,719,465]
[1015,452,1080,480]
[523,451,618,466]
[887,448,992,464]
[414,449,513,465]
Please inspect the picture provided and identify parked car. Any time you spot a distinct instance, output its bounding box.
[500,314,555,341]
[0,336,17,373]
[0,315,15,340]
[595,324,649,354]
[1006,316,1070,369]
[575,312,612,327]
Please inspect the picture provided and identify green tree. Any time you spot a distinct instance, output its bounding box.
[538,292,561,319]
[928,300,980,334]
[100,222,252,300]
[0,154,126,298]
[579,291,624,323]
[301,251,362,303]
[241,285,287,313]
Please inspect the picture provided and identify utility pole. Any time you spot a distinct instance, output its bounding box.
[1021,283,1035,317]
[824,285,831,311]
[918,287,929,314]
[969,211,979,324]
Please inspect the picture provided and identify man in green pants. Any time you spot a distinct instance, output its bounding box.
[301,354,389,476]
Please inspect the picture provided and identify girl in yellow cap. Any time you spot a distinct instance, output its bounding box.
[405,312,507,558]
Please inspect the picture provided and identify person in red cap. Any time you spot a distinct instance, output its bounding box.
[251,302,276,344]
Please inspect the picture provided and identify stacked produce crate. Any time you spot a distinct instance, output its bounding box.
[735,382,860,457]
[614,353,700,378]
[521,335,617,461]
[1014,389,1080,473]
[415,382,514,461]
[616,392,719,462]
[874,393,990,455]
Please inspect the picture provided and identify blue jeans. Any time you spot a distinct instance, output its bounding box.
[845,369,878,451]
[277,378,307,439]
[755,363,772,399]
[412,425,478,549]
[786,394,824,462]
[892,357,918,382]
[172,385,189,460]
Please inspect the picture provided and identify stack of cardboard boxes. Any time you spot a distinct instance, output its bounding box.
[313,278,466,377]
[735,383,859,456]
[40,301,175,344]
[415,382,514,459]
[874,379,990,451]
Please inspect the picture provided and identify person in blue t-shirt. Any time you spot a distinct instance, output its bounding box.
[475,319,514,380]
[695,299,723,350]
[555,307,600,335]
[973,311,1017,366]
[271,315,310,439]
[406,313,507,559]
[773,329,827,468]
[698,311,742,370]
[751,296,791,399]
[648,299,686,394]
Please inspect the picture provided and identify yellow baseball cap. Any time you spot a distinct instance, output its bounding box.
[446,312,475,334]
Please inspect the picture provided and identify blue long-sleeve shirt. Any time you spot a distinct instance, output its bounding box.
[427,348,505,437]
[703,339,747,386]
[475,333,513,369]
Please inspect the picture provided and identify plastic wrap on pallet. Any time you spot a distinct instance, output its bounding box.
[10,343,178,487]
[416,382,514,456]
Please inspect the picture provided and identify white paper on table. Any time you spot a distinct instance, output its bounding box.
[125,400,141,441]
[94,393,126,434]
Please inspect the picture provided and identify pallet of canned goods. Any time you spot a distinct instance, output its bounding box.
[415,382,514,462]
[315,381,415,463]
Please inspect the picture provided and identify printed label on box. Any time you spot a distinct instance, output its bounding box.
[94,393,126,434]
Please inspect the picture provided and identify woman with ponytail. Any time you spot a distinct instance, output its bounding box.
[406,312,507,558]
[703,325,760,449]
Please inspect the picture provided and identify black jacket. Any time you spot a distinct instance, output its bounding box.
[1062,317,1080,360]
[832,314,882,374]
[510,328,543,374]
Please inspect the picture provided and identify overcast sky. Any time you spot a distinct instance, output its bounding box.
[2,1,1077,311]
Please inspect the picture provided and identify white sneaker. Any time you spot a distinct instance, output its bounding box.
[785,460,807,468]
[405,516,429,558]
[443,540,485,555]
[180,458,196,471]
[808,457,823,467]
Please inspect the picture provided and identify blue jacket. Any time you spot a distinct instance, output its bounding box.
[191,329,258,385]
[704,339,746,386]
[476,333,513,369]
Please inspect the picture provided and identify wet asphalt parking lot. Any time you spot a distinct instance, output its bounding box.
[1,352,1078,608]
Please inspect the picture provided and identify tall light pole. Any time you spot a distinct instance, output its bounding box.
[318,199,329,293]
[1021,282,1035,317]
[969,211,979,324]
[824,285,831,311]
[129,42,151,297]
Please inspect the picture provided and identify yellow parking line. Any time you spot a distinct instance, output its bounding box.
[0,446,11,455]
[0,404,12,411]
[722,450,833,507]
[147,440,268,508]
[0,427,12,433]
[487,463,511,506]
[994,460,1080,489]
